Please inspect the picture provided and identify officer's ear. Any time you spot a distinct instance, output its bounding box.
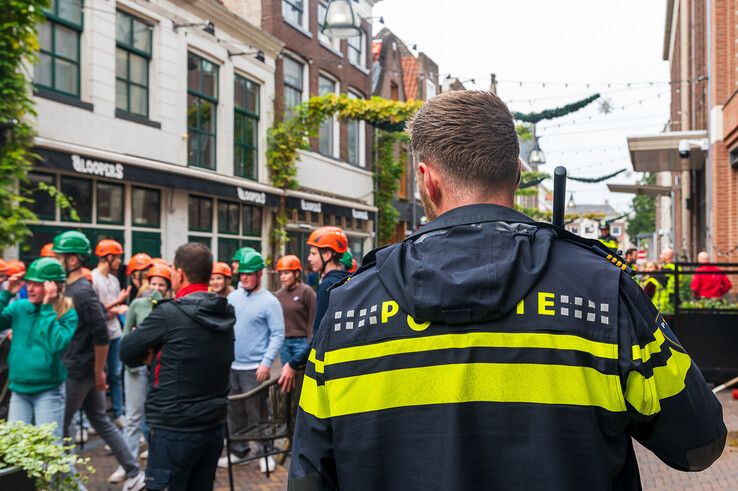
[418,162,441,205]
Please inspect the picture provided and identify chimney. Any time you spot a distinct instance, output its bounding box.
[490,73,497,94]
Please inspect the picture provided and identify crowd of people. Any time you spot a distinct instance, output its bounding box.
[0,225,358,490]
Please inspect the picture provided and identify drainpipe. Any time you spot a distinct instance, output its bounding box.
[680,0,691,260]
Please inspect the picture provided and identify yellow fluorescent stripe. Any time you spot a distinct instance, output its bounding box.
[323,332,618,366]
[324,363,626,417]
[625,345,692,416]
[631,327,666,363]
[308,349,324,374]
[298,374,331,419]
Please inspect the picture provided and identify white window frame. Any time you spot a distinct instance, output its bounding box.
[348,30,365,69]
[346,89,365,167]
[282,0,309,33]
[282,54,309,118]
[318,72,339,158]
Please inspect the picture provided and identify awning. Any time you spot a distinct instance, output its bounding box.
[627,130,707,172]
[607,183,673,196]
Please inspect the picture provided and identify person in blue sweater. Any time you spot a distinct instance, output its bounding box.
[219,250,284,470]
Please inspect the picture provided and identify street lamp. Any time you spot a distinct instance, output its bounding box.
[528,124,545,167]
[322,0,362,39]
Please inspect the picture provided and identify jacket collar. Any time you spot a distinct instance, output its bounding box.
[407,204,533,241]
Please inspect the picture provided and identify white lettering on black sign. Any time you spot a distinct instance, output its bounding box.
[71,154,124,180]
[352,209,369,221]
[301,199,322,213]
[237,187,266,205]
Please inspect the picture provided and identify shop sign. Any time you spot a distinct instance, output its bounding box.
[300,199,322,213]
[71,154,124,180]
[351,209,369,221]
[237,187,267,205]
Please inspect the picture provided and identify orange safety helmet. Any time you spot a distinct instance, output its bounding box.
[0,259,6,275]
[126,253,152,276]
[146,264,172,282]
[95,239,124,257]
[306,226,348,254]
[4,260,26,277]
[211,262,232,278]
[276,255,302,272]
[40,243,55,257]
[349,258,358,274]
[150,257,169,266]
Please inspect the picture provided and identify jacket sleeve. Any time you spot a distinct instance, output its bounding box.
[0,290,16,331]
[618,273,726,471]
[261,298,285,368]
[39,305,78,354]
[120,303,168,367]
[305,288,317,339]
[288,310,338,491]
[689,273,700,296]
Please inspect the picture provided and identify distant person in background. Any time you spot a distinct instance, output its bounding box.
[624,248,638,270]
[658,248,677,313]
[126,253,153,301]
[691,251,732,299]
[598,221,618,252]
[640,262,661,306]
[210,262,234,297]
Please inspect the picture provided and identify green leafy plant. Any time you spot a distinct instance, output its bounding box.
[0,420,93,490]
[680,298,738,310]
[374,131,405,245]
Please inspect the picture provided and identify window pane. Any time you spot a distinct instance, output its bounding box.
[348,120,359,165]
[54,58,78,95]
[35,53,53,87]
[23,173,56,220]
[96,182,124,223]
[116,49,129,81]
[187,53,200,90]
[218,201,240,234]
[201,60,217,97]
[203,134,216,168]
[132,19,152,53]
[246,81,259,114]
[60,176,91,222]
[116,11,131,45]
[57,0,82,26]
[189,196,212,231]
[283,58,303,88]
[318,76,335,156]
[129,53,147,85]
[132,187,160,226]
[282,0,303,26]
[218,238,240,263]
[242,205,262,236]
[244,117,256,146]
[234,77,246,109]
[116,80,128,110]
[318,2,327,25]
[130,85,147,116]
[55,24,79,61]
[199,100,214,133]
[284,86,301,119]
[187,93,198,128]
[38,21,52,51]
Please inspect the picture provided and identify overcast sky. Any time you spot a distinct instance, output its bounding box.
[372,0,670,212]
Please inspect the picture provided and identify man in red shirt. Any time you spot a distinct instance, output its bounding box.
[691,251,733,299]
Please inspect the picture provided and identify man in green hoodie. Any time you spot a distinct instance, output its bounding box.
[0,258,77,440]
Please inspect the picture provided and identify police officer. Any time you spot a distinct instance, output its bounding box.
[289,91,726,490]
[598,220,618,251]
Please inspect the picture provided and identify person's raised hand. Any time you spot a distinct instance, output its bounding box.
[5,273,25,295]
[42,281,59,304]
[116,286,132,305]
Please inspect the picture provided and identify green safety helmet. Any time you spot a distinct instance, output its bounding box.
[237,250,266,274]
[232,247,256,263]
[24,258,67,283]
[52,230,91,255]
[599,220,610,229]
[340,251,354,269]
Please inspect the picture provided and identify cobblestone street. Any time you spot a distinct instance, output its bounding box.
[77,391,738,490]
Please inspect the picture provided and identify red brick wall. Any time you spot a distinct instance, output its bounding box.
[262,0,373,167]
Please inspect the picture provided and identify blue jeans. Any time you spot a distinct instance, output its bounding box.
[107,337,123,418]
[279,337,310,366]
[8,383,66,440]
[123,369,149,457]
[146,426,224,490]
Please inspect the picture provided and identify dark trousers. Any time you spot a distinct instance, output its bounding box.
[229,369,260,457]
[146,425,224,491]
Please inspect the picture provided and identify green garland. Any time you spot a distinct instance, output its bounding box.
[512,94,600,123]
[0,0,48,249]
[568,168,626,183]
[375,131,406,244]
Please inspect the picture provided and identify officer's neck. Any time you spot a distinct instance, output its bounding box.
[434,193,515,217]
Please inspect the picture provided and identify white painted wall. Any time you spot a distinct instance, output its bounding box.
[295,150,375,205]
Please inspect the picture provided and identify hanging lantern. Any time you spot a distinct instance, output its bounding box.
[322,0,362,39]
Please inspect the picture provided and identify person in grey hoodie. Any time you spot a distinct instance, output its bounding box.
[218,249,284,470]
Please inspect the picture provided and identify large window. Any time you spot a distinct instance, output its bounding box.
[35,0,83,97]
[24,172,56,220]
[189,195,213,232]
[348,31,365,68]
[282,0,304,29]
[234,75,259,180]
[283,57,304,120]
[187,53,219,169]
[60,176,92,222]
[96,182,124,224]
[318,75,337,157]
[216,203,262,262]
[115,11,152,117]
[218,201,240,234]
[347,91,363,166]
[131,186,160,227]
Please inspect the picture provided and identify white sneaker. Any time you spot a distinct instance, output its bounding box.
[139,450,148,460]
[259,456,276,473]
[74,429,88,444]
[122,471,145,491]
[114,415,127,429]
[104,444,112,454]
[108,466,126,484]
[217,453,247,468]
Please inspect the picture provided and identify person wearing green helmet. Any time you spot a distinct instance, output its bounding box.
[52,231,145,489]
[0,258,77,440]
[231,247,256,278]
[219,249,284,470]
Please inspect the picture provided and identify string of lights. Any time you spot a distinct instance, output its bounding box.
[504,84,664,105]
[539,122,664,138]
[498,78,704,88]
[538,112,666,130]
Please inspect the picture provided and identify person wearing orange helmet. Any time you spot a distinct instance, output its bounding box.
[126,253,152,300]
[92,239,130,428]
[209,262,233,297]
[40,243,55,258]
[274,256,316,393]
[0,260,28,302]
[278,227,350,393]
[119,263,172,467]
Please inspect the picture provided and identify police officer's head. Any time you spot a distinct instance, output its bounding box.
[407,90,521,220]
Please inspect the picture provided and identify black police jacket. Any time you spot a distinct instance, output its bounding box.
[289,204,726,491]
[120,291,235,432]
